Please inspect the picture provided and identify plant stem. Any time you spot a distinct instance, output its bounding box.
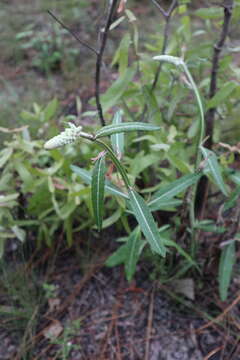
[151,0,178,91]
[180,63,205,249]
[95,0,119,127]
[95,139,131,189]
[195,0,234,218]
[79,131,130,190]
[181,63,205,169]
[141,0,178,121]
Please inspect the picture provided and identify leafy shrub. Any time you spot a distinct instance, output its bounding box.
[2,1,240,301]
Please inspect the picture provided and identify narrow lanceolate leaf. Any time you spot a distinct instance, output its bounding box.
[128,189,166,256]
[105,243,129,267]
[111,110,124,156]
[219,241,236,301]
[149,173,201,211]
[207,82,237,109]
[95,122,160,139]
[91,155,106,231]
[200,146,228,196]
[125,227,142,281]
[71,165,129,199]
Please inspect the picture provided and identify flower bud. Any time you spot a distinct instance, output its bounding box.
[44,123,82,150]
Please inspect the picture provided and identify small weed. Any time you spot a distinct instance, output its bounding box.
[16,24,78,74]
[50,319,82,360]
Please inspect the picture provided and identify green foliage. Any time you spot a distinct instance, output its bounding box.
[16,23,78,73]
[2,1,240,303]
[50,319,81,360]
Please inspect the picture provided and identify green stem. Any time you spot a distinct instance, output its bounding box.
[95,139,131,190]
[79,132,131,190]
[181,62,205,253]
[181,62,205,168]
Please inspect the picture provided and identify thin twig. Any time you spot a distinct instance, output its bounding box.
[195,0,233,218]
[141,0,178,121]
[95,0,119,126]
[47,10,98,56]
[150,0,178,90]
[151,0,177,17]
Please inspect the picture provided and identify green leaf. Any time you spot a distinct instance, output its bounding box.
[14,161,34,190]
[105,243,129,267]
[91,155,106,231]
[64,216,73,247]
[111,110,125,156]
[0,148,13,168]
[0,193,19,204]
[71,165,128,199]
[219,241,236,301]
[44,98,58,122]
[98,208,122,229]
[149,199,182,212]
[125,227,143,281]
[111,33,131,75]
[101,67,136,113]
[149,173,201,211]
[95,122,160,139]
[207,82,237,109]
[195,7,223,19]
[142,85,162,123]
[164,239,198,268]
[128,152,158,179]
[229,171,240,185]
[11,225,26,242]
[223,187,240,211]
[200,146,228,196]
[51,194,76,220]
[128,189,166,256]
[167,154,192,173]
[0,238,4,258]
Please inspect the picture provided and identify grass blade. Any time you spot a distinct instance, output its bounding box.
[95,122,160,139]
[91,155,106,231]
[200,146,228,196]
[129,189,166,256]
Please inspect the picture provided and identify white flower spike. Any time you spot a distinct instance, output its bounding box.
[44,123,83,150]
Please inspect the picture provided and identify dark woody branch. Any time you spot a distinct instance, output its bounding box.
[95,0,119,127]
[48,2,120,127]
[195,0,234,218]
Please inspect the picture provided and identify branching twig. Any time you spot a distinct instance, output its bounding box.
[47,10,98,56]
[195,0,234,218]
[95,0,119,126]
[150,0,178,90]
[141,0,178,121]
